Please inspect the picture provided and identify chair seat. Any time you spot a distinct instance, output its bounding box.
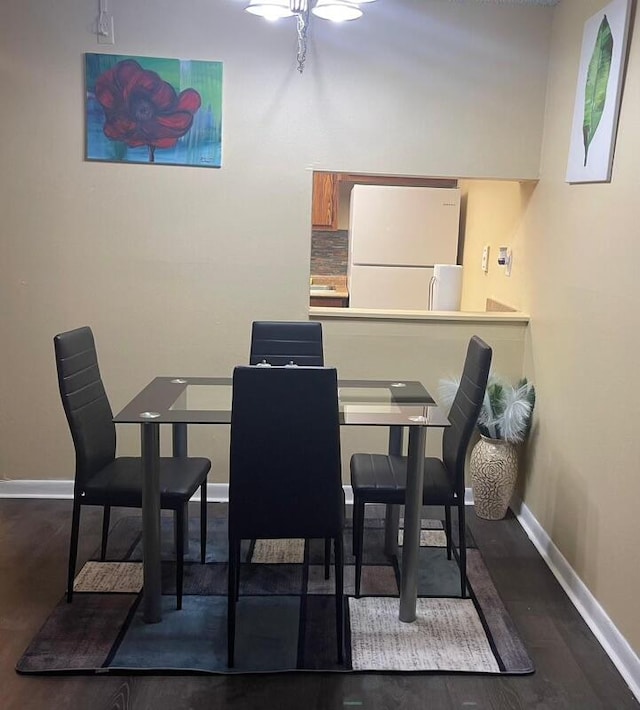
[350,453,458,506]
[82,456,211,508]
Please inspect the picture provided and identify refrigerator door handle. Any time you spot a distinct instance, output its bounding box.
[428,275,436,310]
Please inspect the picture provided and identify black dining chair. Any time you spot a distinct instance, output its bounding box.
[248,320,332,577]
[227,365,345,668]
[54,326,211,609]
[350,335,492,598]
[249,321,324,367]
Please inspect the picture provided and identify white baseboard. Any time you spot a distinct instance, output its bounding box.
[0,480,234,502]
[511,496,640,701]
[0,479,75,499]
[1,479,637,700]
[0,480,356,505]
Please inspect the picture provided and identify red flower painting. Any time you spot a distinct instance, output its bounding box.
[94,59,201,163]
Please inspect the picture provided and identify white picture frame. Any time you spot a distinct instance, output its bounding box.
[565,0,633,184]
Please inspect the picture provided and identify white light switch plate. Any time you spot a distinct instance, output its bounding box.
[97,13,115,44]
[481,245,490,273]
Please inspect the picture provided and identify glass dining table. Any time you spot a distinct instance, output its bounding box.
[114,375,449,625]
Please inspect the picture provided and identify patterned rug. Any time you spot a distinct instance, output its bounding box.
[16,513,534,675]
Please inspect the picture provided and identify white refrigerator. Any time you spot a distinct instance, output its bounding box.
[347,185,461,310]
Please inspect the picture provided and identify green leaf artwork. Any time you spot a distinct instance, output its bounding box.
[582,14,614,166]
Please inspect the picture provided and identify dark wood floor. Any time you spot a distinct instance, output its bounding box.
[0,499,637,710]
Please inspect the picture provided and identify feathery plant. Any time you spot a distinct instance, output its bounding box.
[438,374,535,444]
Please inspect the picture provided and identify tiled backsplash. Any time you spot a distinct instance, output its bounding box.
[310,230,348,276]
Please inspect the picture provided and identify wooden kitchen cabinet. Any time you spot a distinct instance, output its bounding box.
[312,172,338,230]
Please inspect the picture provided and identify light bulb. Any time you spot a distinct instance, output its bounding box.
[245,0,294,20]
[312,0,363,22]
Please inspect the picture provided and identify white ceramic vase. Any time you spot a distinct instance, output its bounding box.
[470,435,519,520]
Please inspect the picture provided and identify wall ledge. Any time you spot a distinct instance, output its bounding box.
[310,306,530,323]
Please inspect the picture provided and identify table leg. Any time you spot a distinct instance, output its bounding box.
[384,425,403,556]
[172,423,189,554]
[399,425,426,623]
[172,423,187,457]
[141,422,162,624]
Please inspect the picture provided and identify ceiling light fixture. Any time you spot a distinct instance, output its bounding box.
[244,0,376,73]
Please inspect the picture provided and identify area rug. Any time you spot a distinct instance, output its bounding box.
[16,513,534,675]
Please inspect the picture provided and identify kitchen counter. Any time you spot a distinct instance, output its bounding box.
[309,275,349,307]
[309,275,348,298]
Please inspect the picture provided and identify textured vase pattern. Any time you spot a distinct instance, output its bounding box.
[470,436,519,520]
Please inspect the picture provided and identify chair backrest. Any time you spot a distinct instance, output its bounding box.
[229,365,343,541]
[53,326,116,488]
[442,335,492,493]
[249,321,324,367]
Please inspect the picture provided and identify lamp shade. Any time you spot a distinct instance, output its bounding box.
[245,0,294,20]
[312,0,363,22]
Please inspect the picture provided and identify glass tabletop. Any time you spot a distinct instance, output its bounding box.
[113,376,450,428]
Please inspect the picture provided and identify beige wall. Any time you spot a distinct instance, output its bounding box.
[0,0,550,484]
[521,0,640,654]
[459,179,536,312]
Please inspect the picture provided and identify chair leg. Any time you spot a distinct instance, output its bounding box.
[235,541,241,602]
[200,480,207,564]
[334,535,344,665]
[66,498,82,603]
[444,505,452,560]
[324,538,331,580]
[458,503,467,598]
[227,538,239,668]
[351,497,359,556]
[176,505,186,610]
[354,497,365,598]
[100,505,111,561]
